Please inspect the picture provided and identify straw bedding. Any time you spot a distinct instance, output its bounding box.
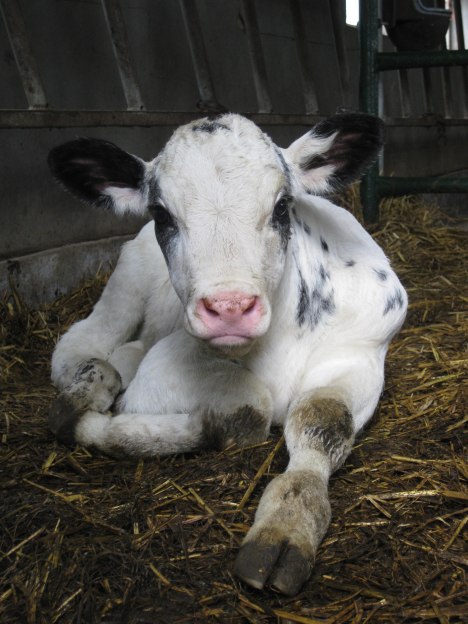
[0,195,466,623]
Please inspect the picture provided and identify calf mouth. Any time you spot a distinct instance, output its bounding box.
[205,334,257,358]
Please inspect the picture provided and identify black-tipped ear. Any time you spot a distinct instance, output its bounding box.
[48,138,147,214]
[285,113,384,194]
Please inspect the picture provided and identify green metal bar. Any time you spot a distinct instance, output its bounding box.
[377,50,468,71]
[359,0,380,222]
[359,0,379,116]
[361,162,381,221]
[378,176,468,196]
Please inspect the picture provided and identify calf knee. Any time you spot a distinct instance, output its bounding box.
[201,404,271,450]
[286,391,354,473]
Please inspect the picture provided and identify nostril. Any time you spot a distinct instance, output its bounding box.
[243,297,258,315]
[202,299,220,317]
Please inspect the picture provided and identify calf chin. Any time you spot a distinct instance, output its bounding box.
[203,335,257,358]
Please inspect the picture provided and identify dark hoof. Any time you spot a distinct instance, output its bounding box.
[234,540,284,590]
[48,394,83,446]
[234,540,312,595]
[268,544,312,596]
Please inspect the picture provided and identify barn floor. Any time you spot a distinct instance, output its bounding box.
[1,195,467,624]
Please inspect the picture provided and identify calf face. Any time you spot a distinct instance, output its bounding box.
[48,113,383,355]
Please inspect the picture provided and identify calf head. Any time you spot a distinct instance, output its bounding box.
[49,113,383,355]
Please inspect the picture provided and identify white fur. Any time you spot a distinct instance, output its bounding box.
[102,185,147,216]
[284,131,338,194]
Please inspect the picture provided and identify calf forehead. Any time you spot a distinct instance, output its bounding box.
[154,116,284,206]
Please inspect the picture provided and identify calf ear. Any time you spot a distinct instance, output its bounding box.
[48,138,148,216]
[284,113,384,195]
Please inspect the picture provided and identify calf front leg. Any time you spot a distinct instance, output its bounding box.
[51,332,273,456]
[234,390,354,596]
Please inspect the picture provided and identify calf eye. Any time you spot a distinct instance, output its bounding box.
[149,203,179,263]
[272,194,292,226]
[271,193,292,249]
[149,204,175,228]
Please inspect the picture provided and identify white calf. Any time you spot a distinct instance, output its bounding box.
[48,113,407,595]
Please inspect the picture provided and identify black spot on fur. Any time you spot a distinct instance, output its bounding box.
[303,222,311,235]
[74,358,103,384]
[321,294,334,313]
[48,138,145,207]
[374,268,388,281]
[384,289,405,315]
[320,237,329,253]
[192,120,230,134]
[296,274,310,327]
[345,260,355,267]
[296,265,335,330]
[78,362,96,376]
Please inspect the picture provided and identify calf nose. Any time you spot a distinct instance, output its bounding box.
[195,291,263,336]
[203,293,257,319]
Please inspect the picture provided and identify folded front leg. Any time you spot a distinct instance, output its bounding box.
[51,331,273,456]
[234,390,355,596]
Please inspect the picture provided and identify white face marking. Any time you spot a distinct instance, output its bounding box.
[149,116,291,349]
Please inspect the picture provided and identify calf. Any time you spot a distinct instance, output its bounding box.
[48,113,407,595]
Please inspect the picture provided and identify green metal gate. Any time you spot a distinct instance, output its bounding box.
[359,0,468,221]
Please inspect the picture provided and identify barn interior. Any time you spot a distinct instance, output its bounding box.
[1,1,467,623]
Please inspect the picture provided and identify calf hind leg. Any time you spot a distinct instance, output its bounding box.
[234,390,355,596]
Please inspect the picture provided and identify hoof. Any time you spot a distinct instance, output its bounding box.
[234,538,313,596]
[234,540,284,590]
[49,394,83,446]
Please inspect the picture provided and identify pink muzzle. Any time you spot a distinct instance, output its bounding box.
[194,291,264,345]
